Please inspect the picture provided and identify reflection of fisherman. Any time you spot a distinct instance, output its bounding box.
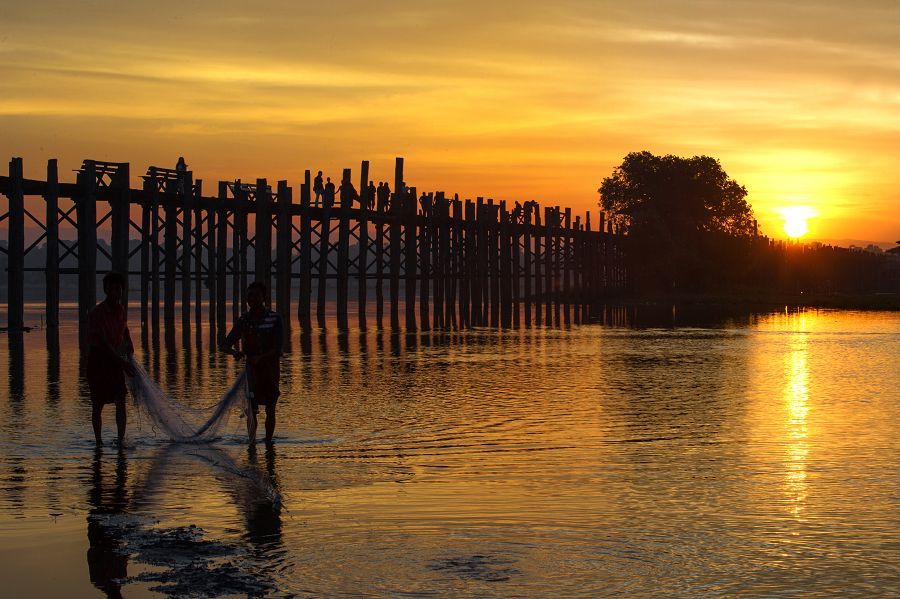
[86,448,129,599]
[242,444,283,547]
[87,272,135,446]
[220,282,284,444]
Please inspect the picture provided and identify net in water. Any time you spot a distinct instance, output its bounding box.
[126,358,249,443]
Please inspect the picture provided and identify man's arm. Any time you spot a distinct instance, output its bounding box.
[219,319,244,357]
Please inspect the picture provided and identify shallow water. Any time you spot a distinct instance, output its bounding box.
[1,308,898,597]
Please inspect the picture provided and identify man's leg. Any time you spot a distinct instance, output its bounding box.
[114,399,127,445]
[247,408,258,444]
[264,404,276,443]
[92,403,103,445]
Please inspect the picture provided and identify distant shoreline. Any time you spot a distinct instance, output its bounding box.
[614,291,900,312]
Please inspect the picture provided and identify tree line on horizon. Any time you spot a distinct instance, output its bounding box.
[597,151,898,296]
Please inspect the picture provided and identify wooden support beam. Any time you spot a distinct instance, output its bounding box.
[206,192,217,348]
[553,208,562,327]
[474,198,486,326]
[543,207,553,326]
[164,174,178,326]
[499,203,512,329]
[45,160,60,335]
[255,178,272,293]
[404,186,417,331]
[374,190,385,330]
[336,168,351,330]
[511,204,521,328]
[462,200,476,329]
[439,193,452,329]
[181,172,194,339]
[110,163,130,310]
[275,180,292,334]
[573,215,581,325]
[298,172,312,332]
[316,176,332,329]
[194,180,203,347]
[419,193,431,331]
[77,160,98,348]
[390,158,403,330]
[7,157,25,330]
[235,182,248,320]
[523,203,532,327]
[533,207,542,326]
[357,161,369,331]
[489,202,500,328]
[150,169,161,340]
[389,192,401,330]
[563,207,571,326]
[448,198,462,329]
[432,193,444,329]
[140,171,152,342]
[215,182,228,345]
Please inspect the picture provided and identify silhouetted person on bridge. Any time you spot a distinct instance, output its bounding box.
[377,182,390,212]
[367,181,376,211]
[313,171,324,206]
[175,157,187,194]
[87,272,135,446]
[220,282,284,445]
[419,192,431,217]
[338,175,359,208]
[323,177,336,209]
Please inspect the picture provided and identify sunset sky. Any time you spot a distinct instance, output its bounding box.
[2,0,898,243]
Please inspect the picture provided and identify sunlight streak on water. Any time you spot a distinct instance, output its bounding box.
[784,332,809,520]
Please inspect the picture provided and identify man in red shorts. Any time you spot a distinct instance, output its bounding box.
[220,281,284,444]
[87,272,136,446]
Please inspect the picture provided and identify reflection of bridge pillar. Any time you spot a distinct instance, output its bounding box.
[8,331,25,404]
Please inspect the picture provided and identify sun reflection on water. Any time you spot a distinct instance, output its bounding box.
[784,323,810,519]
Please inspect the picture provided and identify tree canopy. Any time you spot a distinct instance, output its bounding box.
[598,151,756,238]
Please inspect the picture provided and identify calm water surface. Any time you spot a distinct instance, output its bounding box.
[0,308,898,597]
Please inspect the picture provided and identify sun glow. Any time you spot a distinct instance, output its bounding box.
[780,206,816,239]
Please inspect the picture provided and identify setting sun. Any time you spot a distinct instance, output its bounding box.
[781,207,816,239]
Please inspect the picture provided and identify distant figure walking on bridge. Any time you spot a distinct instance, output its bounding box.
[87,272,136,446]
[313,171,324,207]
[377,182,391,212]
[220,281,283,445]
[367,181,376,211]
[338,174,359,208]
[323,177,336,209]
[175,157,187,194]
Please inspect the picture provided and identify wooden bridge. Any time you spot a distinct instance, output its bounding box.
[1,157,625,346]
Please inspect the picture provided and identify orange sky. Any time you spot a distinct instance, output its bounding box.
[2,1,898,243]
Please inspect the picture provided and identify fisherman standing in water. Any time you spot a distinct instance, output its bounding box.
[220,282,284,444]
[87,272,136,446]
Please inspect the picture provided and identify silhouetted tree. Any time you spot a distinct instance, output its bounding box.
[598,152,756,293]
[598,151,754,237]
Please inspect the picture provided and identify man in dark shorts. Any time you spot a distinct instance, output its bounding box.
[87,272,136,446]
[220,281,284,444]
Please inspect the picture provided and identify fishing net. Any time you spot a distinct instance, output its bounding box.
[126,357,249,443]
